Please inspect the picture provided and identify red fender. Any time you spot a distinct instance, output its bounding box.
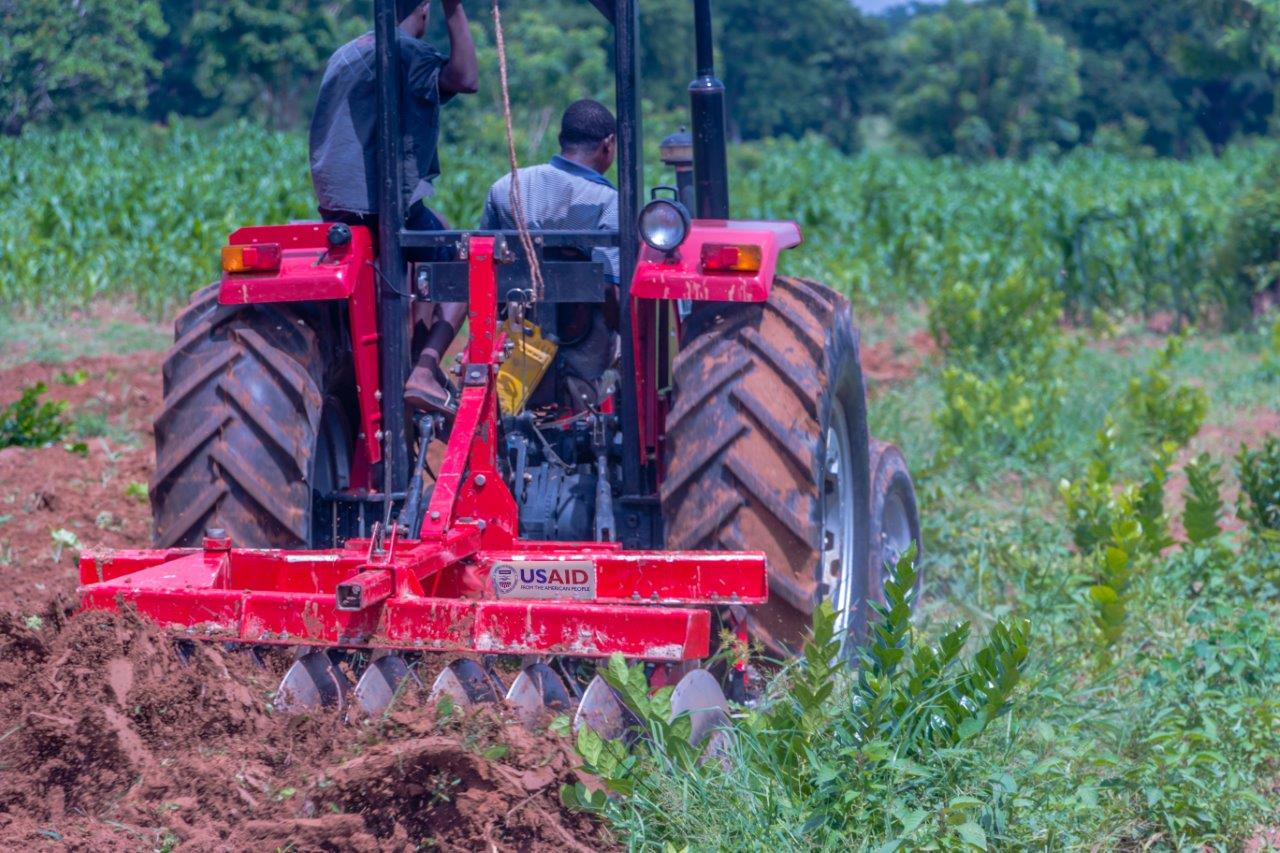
[630,219,802,302]
[217,223,382,477]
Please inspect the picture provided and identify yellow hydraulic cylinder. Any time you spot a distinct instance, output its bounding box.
[496,318,557,416]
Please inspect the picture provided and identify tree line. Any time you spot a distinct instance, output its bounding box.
[2,0,1277,158]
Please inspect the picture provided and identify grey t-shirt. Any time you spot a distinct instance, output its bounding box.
[309,30,450,215]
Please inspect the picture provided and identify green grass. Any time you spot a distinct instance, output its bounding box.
[0,312,168,370]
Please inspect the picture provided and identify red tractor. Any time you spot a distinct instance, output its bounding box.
[79,0,920,735]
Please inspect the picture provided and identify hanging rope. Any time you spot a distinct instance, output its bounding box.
[492,0,544,304]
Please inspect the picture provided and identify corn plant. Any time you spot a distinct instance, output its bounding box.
[4,125,1265,319]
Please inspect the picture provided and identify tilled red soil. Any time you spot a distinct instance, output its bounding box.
[0,354,162,612]
[0,608,609,850]
[861,328,938,387]
[0,355,612,850]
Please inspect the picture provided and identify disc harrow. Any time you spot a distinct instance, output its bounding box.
[259,642,730,747]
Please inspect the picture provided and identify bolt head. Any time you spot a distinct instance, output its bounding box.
[474,474,486,487]
[430,510,440,520]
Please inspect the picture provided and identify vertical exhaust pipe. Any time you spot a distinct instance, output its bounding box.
[690,0,729,219]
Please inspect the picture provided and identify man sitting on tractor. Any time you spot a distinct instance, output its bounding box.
[479,99,622,410]
[309,0,478,415]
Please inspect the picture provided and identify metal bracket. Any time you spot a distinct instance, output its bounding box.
[493,234,516,265]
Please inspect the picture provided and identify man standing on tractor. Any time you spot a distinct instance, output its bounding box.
[309,0,478,415]
[478,99,621,409]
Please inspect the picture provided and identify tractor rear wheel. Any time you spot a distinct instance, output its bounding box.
[661,276,874,655]
[150,285,351,548]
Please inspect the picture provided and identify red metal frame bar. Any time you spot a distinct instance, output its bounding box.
[79,536,765,660]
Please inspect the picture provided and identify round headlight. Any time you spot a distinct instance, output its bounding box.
[638,198,690,253]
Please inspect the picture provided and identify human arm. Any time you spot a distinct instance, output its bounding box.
[439,0,479,95]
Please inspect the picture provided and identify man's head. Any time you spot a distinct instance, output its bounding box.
[558,99,617,176]
[397,0,431,38]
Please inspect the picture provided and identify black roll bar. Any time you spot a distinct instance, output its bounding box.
[371,0,644,496]
[374,0,410,490]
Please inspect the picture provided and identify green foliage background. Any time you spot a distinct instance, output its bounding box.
[3,122,1274,320]
[4,0,1279,158]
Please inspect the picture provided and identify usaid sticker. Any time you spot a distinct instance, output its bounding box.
[491,560,596,600]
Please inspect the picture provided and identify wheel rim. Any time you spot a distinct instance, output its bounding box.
[880,489,913,573]
[820,406,858,648]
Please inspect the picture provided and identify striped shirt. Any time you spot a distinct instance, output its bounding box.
[479,155,619,282]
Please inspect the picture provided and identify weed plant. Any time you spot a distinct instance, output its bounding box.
[0,383,67,448]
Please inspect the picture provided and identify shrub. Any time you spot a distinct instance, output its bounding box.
[1059,419,1119,554]
[0,383,67,448]
[1125,335,1207,448]
[935,365,1065,462]
[1088,492,1144,665]
[1182,453,1224,546]
[930,266,1071,463]
[1061,424,1174,661]
[1135,441,1178,555]
[1236,437,1280,540]
[927,266,1064,371]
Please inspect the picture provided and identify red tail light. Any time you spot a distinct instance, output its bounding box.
[700,243,762,274]
[222,243,282,273]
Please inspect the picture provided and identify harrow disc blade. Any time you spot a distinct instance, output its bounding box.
[276,650,350,713]
[428,658,503,709]
[573,675,628,740]
[670,668,730,747]
[353,654,419,718]
[505,662,572,726]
